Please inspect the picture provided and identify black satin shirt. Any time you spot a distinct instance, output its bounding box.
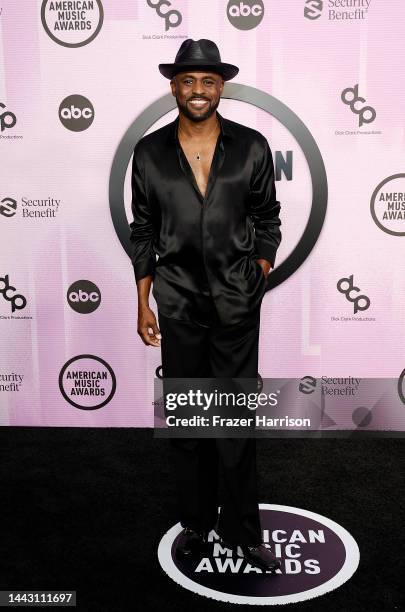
[129,110,282,326]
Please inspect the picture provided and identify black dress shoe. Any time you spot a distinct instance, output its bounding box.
[240,544,281,572]
[175,527,208,560]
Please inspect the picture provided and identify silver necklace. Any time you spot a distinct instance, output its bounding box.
[178,120,219,161]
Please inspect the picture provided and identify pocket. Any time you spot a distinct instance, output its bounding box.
[255,259,266,280]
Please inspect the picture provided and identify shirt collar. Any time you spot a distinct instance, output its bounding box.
[169,110,234,143]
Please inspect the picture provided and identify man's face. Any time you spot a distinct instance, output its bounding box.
[170,71,224,123]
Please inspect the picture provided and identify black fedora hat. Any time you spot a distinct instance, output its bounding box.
[158,38,239,81]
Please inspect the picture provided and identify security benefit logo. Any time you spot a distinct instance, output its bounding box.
[304,0,371,21]
[304,0,323,20]
[59,354,116,410]
[1,196,61,220]
[0,197,17,218]
[158,504,360,605]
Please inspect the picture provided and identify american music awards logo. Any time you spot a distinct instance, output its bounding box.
[41,0,104,47]
[158,504,360,605]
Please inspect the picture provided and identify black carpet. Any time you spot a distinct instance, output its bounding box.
[0,428,403,611]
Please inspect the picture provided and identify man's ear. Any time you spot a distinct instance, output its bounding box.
[170,77,176,96]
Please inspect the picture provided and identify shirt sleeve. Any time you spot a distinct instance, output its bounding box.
[248,138,282,268]
[129,142,156,282]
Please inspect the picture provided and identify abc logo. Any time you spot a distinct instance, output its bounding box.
[227,0,264,29]
[67,280,101,314]
[59,95,95,132]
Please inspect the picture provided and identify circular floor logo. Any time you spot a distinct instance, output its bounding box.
[59,354,116,410]
[158,504,359,605]
[41,0,104,48]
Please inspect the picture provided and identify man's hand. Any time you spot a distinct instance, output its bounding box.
[137,304,161,347]
[256,258,272,280]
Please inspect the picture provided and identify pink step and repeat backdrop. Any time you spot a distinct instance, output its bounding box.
[1,1,405,430]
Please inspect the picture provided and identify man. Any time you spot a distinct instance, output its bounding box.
[129,39,282,572]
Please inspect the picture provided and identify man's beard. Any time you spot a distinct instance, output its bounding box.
[176,96,220,122]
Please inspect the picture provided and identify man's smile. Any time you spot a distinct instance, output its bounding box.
[188,99,210,108]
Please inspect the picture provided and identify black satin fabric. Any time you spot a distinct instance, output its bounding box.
[129,110,282,326]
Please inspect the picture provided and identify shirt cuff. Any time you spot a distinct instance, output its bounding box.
[133,256,155,282]
[255,240,277,268]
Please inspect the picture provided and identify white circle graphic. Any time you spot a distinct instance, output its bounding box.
[157,503,360,605]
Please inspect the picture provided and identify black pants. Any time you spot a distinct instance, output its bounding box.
[158,304,262,547]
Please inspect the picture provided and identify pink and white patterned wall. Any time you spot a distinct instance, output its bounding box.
[1,1,404,428]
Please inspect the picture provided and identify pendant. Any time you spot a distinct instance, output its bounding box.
[196,153,201,160]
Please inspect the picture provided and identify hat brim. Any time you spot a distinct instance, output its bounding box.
[158,61,239,81]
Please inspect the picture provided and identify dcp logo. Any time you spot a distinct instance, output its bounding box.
[0,274,27,312]
[337,274,370,313]
[59,95,95,132]
[67,280,101,314]
[227,0,264,30]
[341,84,376,127]
[147,0,182,31]
[0,103,17,132]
